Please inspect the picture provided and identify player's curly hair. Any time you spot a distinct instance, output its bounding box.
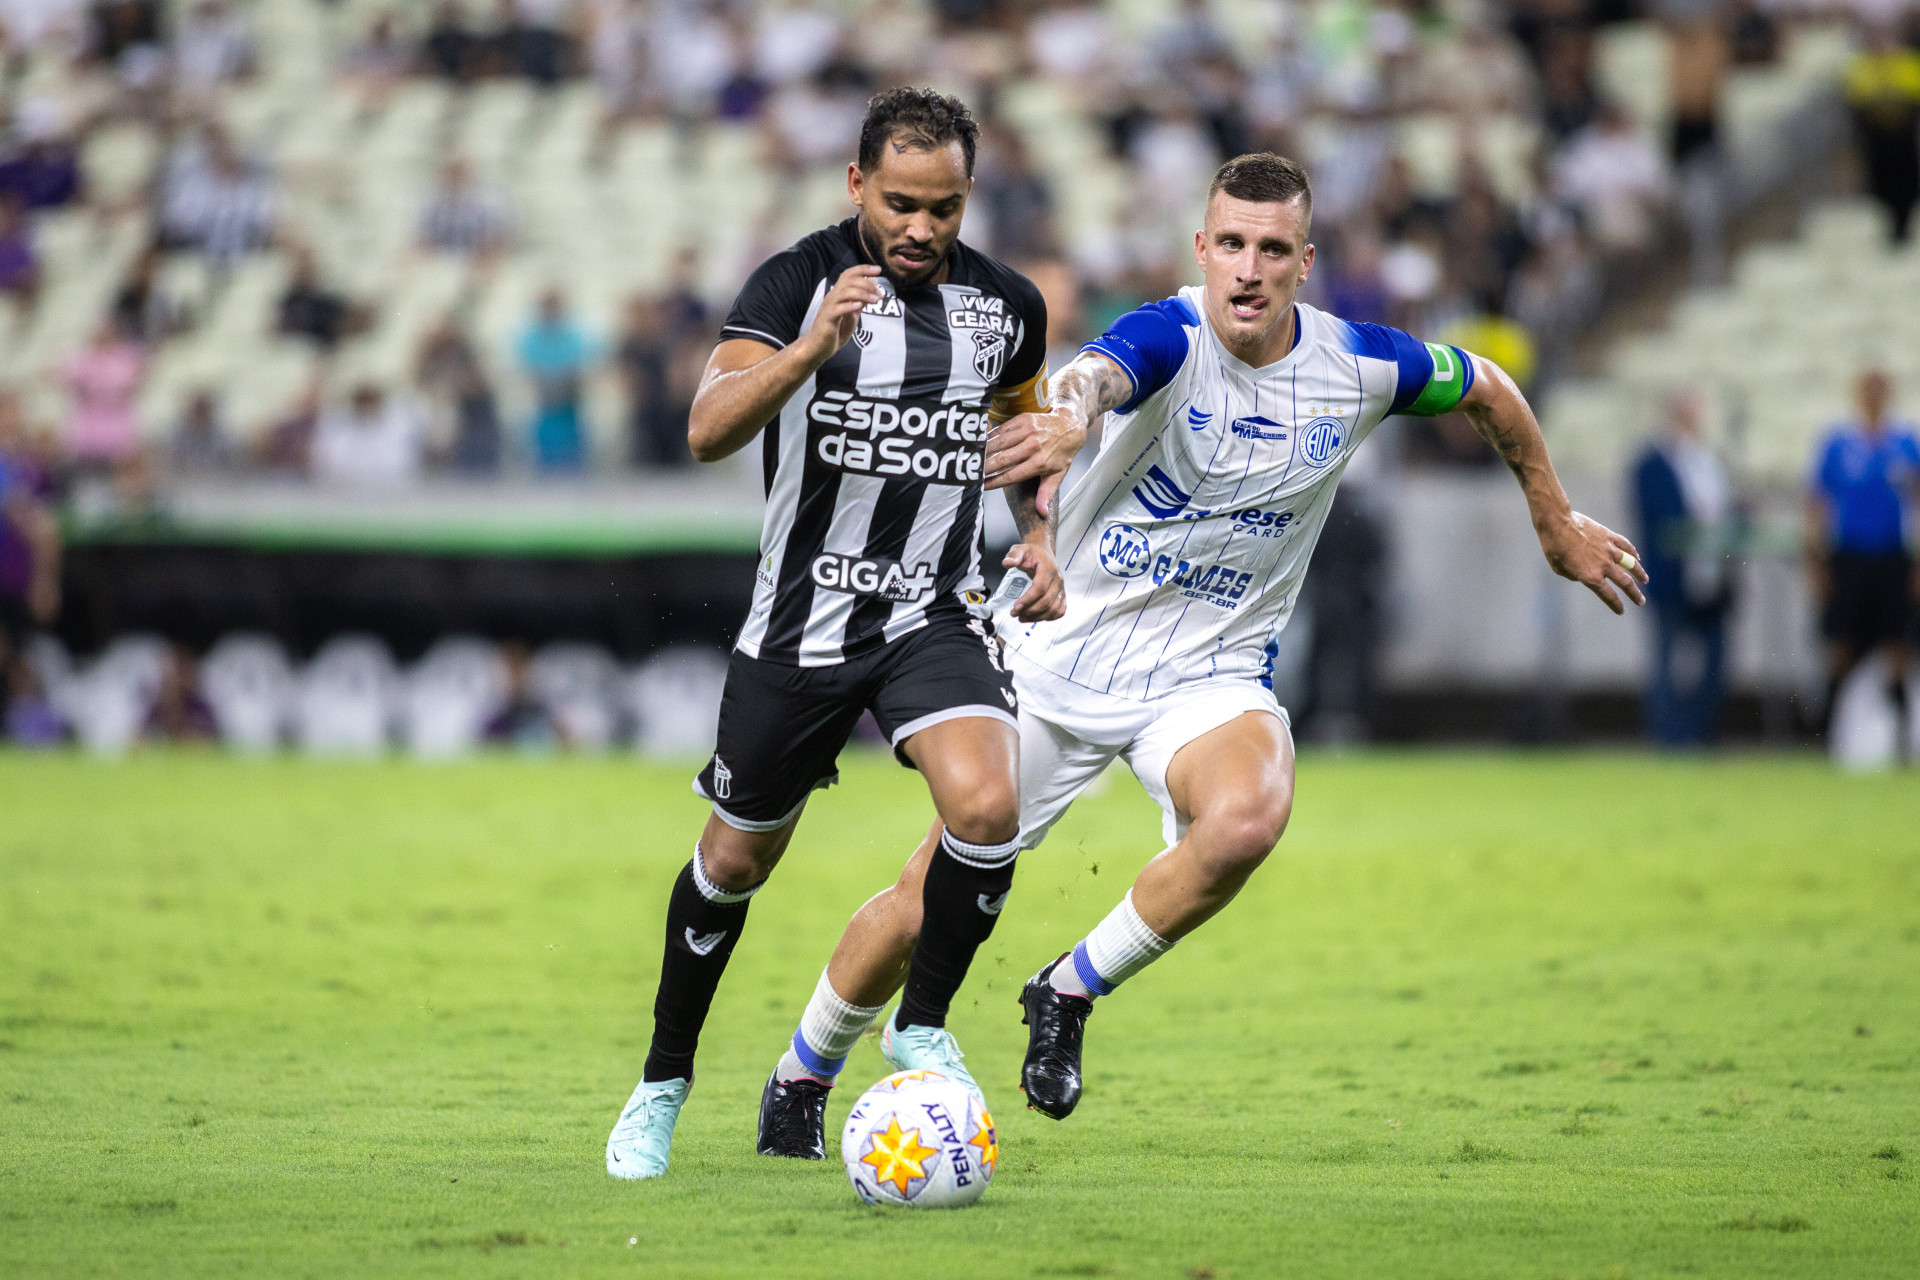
[858,87,979,177]
[1209,153,1313,218]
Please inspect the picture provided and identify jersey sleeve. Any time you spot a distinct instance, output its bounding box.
[1342,321,1475,416]
[719,245,824,349]
[1810,433,1842,497]
[1084,296,1198,414]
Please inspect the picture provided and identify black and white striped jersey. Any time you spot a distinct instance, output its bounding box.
[720,217,1049,667]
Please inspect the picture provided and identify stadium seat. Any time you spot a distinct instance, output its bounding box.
[294,634,401,756]
[200,633,297,753]
[401,636,509,759]
[623,646,729,757]
[529,642,621,752]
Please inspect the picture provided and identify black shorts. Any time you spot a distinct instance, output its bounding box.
[1821,551,1912,650]
[694,606,1018,831]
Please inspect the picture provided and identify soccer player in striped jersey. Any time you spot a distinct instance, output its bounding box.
[606,89,1083,1179]
[759,152,1648,1145]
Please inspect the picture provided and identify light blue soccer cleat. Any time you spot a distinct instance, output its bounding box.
[605,1077,690,1180]
[881,1013,983,1100]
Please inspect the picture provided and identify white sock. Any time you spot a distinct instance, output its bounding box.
[1050,889,1174,999]
[777,969,885,1085]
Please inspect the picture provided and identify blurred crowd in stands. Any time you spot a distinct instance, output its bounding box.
[0,0,1881,488]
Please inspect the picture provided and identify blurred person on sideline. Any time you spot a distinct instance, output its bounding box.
[509,0,570,88]
[0,196,39,306]
[1806,369,1920,749]
[257,379,321,475]
[341,13,415,108]
[485,640,557,748]
[62,317,146,471]
[171,0,255,96]
[422,0,478,82]
[1553,101,1669,253]
[0,400,62,737]
[1632,389,1736,747]
[417,159,509,259]
[616,295,689,468]
[145,645,216,742]
[170,390,232,473]
[0,127,83,212]
[159,129,277,268]
[416,317,503,474]
[1844,25,1920,244]
[276,247,365,352]
[112,243,190,344]
[516,289,596,472]
[311,383,425,490]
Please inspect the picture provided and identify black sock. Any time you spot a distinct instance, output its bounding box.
[895,829,1019,1030]
[641,847,758,1082]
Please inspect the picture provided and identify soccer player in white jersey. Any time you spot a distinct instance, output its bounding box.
[756,152,1648,1147]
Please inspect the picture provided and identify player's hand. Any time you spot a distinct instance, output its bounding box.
[1539,511,1648,615]
[985,409,1085,494]
[801,265,884,364]
[1003,536,1065,623]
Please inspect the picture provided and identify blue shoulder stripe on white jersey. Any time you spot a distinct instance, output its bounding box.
[1082,294,1202,415]
[1335,319,1437,416]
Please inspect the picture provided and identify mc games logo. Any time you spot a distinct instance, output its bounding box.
[808,390,987,485]
[1149,555,1254,609]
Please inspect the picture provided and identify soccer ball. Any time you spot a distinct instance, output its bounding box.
[841,1070,997,1208]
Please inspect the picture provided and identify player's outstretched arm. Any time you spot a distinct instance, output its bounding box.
[1458,351,1649,615]
[687,265,884,462]
[1001,478,1065,622]
[984,349,1133,512]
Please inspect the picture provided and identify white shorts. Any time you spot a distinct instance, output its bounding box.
[1010,648,1291,851]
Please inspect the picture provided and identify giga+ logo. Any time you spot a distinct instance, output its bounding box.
[811,553,936,602]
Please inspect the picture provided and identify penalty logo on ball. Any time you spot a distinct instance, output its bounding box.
[843,1070,997,1208]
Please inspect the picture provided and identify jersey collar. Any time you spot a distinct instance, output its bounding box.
[1205,302,1307,378]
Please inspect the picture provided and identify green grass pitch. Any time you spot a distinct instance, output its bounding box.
[2,750,1917,1278]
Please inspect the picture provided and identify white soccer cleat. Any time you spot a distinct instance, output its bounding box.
[606,1076,690,1180]
[881,1014,983,1100]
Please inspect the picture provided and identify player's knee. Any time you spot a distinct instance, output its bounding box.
[1199,794,1291,882]
[698,837,774,892]
[940,778,1020,847]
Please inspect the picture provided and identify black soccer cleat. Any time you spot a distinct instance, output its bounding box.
[1018,956,1093,1120]
[756,1070,830,1159]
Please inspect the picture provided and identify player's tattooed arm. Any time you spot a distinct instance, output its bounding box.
[984,349,1132,513]
[1457,351,1649,616]
[688,265,883,461]
[1001,478,1066,622]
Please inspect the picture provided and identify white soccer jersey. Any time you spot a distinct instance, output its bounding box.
[1004,288,1472,700]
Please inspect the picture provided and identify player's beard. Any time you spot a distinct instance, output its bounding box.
[858,215,948,290]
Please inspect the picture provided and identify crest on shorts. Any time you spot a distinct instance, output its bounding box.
[972,331,1006,382]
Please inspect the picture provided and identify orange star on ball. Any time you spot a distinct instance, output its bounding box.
[860,1116,940,1197]
[968,1107,998,1175]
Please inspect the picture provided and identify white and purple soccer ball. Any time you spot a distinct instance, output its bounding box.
[841,1070,998,1208]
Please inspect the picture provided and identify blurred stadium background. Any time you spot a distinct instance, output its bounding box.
[0,0,1914,759]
